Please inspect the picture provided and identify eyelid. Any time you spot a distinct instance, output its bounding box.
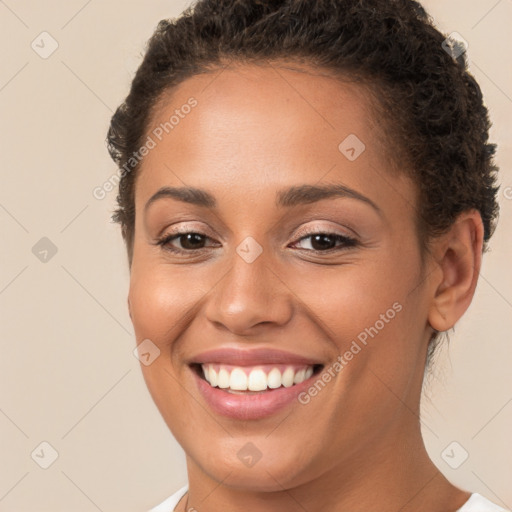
[156,221,219,241]
[292,223,358,241]
[288,227,358,253]
[155,223,359,257]
[154,230,218,255]
[157,221,357,243]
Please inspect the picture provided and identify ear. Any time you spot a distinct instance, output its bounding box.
[428,210,484,332]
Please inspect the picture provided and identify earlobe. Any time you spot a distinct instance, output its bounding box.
[428,210,484,333]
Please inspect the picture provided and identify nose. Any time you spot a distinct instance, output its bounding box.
[204,251,294,336]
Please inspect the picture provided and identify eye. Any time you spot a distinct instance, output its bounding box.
[155,231,217,254]
[290,229,358,253]
[154,228,358,255]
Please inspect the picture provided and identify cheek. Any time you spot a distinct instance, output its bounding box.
[289,259,413,337]
[293,255,425,386]
[128,265,205,348]
[128,267,206,433]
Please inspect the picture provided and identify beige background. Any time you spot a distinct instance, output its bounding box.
[0,1,510,511]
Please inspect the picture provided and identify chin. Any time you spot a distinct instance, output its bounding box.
[190,442,315,492]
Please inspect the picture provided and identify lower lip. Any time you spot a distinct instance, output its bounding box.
[191,367,318,420]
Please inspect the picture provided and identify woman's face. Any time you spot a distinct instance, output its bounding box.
[128,63,436,490]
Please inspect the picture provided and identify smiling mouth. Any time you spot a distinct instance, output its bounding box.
[191,363,324,394]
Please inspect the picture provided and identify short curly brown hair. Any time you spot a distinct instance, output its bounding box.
[106,0,500,272]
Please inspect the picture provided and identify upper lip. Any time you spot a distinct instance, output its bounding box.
[189,347,324,366]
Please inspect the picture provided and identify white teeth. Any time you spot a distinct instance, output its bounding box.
[229,368,248,390]
[281,367,295,388]
[293,368,306,384]
[200,364,316,392]
[248,369,268,391]
[209,367,218,387]
[217,368,230,389]
[267,368,282,389]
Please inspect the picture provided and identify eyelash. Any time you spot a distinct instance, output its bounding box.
[154,227,358,255]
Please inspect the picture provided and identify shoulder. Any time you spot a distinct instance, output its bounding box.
[457,493,510,512]
[147,485,188,512]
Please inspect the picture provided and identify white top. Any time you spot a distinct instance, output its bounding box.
[147,485,509,512]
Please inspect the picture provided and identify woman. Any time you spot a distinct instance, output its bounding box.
[106,0,506,510]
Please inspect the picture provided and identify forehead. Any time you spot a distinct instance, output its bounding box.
[154,61,374,119]
[135,62,414,214]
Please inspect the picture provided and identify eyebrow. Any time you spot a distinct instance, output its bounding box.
[144,183,382,215]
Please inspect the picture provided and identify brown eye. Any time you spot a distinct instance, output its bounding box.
[156,231,214,253]
[176,233,207,250]
[308,234,337,251]
[292,232,358,253]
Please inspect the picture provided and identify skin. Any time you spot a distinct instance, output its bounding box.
[127,62,483,512]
